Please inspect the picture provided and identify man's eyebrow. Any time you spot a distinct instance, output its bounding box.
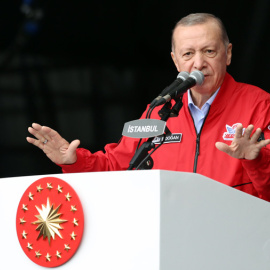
[178,47,194,52]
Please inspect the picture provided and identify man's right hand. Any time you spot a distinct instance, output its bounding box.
[26,123,80,165]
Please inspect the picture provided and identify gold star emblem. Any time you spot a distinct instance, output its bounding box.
[73,218,79,226]
[70,205,77,213]
[27,243,33,250]
[47,183,53,190]
[64,244,71,251]
[36,185,43,193]
[35,250,42,258]
[32,198,67,245]
[45,253,51,261]
[22,204,28,212]
[65,192,72,201]
[20,217,26,224]
[56,250,61,259]
[70,231,77,240]
[28,192,34,201]
[57,185,63,193]
[16,177,85,268]
[22,230,28,239]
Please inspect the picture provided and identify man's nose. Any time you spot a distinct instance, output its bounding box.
[193,53,205,71]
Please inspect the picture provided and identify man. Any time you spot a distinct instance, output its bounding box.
[27,13,270,201]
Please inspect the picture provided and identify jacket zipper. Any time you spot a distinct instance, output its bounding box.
[192,108,210,173]
[193,135,200,172]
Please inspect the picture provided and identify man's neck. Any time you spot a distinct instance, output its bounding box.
[190,91,213,109]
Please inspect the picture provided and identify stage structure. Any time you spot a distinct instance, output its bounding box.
[1,170,270,269]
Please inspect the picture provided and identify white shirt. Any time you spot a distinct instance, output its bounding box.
[188,88,220,134]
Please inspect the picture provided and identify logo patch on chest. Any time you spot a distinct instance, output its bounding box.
[152,133,182,144]
[222,123,245,141]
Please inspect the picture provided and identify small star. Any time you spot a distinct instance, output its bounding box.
[27,243,33,250]
[36,185,43,193]
[56,250,62,259]
[35,250,42,258]
[47,183,53,190]
[28,192,34,201]
[70,231,77,240]
[64,244,71,251]
[22,230,28,239]
[20,217,26,224]
[70,205,77,213]
[45,253,52,261]
[73,218,79,226]
[22,204,28,212]
[65,192,72,201]
[57,185,63,193]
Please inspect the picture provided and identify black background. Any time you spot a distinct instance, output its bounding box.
[1,0,270,178]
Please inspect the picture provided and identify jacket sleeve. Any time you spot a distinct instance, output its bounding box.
[241,147,270,201]
[59,136,142,173]
[241,98,270,201]
[59,106,151,173]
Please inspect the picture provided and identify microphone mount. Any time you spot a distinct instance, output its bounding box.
[127,70,204,170]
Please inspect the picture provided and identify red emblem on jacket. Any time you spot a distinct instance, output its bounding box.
[222,123,244,141]
[16,177,84,267]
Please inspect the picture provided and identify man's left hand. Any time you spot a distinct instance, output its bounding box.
[215,124,270,160]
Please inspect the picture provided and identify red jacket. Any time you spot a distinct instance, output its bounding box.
[61,73,270,201]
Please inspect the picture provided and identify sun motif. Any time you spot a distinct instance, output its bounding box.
[32,197,67,245]
[16,177,84,267]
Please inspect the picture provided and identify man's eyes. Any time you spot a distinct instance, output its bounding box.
[181,49,217,59]
[204,50,217,57]
[182,52,193,59]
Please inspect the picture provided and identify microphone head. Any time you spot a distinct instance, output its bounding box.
[189,70,204,85]
[177,71,189,81]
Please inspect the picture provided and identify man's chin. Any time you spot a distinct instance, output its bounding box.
[191,83,216,95]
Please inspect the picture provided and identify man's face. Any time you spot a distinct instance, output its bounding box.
[171,21,232,96]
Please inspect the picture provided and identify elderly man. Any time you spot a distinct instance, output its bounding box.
[27,13,270,201]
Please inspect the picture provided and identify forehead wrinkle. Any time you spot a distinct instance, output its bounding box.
[173,21,224,51]
[177,39,220,54]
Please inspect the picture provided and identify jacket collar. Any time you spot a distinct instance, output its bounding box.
[183,72,237,113]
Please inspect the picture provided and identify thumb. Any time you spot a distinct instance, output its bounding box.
[69,139,81,153]
[215,141,230,154]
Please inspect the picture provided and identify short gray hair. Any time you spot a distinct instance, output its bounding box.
[171,13,230,52]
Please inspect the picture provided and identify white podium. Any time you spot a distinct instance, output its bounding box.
[1,170,270,269]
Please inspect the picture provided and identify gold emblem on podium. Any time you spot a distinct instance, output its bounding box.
[16,177,84,267]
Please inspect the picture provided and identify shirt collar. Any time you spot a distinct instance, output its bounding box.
[188,87,220,109]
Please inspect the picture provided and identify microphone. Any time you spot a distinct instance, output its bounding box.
[154,70,204,106]
[150,71,189,108]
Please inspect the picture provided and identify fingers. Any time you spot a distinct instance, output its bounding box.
[236,124,262,143]
[243,125,268,145]
[27,123,54,150]
[26,123,78,164]
[28,127,45,143]
[28,123,49,141]
[216,124,270,160]
[42,126,62,142]
[33,123,52,141]
[257,138,270,149]
[26,135,44,150]
[27,123,45,149]
[249,127,262,143]
[28,123,62,141]
[242,124,254,139]
[234,124,244,139]
[215,142,231,154]
[26,136,38,145]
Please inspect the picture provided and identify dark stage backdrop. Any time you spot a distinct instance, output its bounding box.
[0,0,270,177]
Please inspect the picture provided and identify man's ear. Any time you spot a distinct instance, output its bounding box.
[226,43,233,66]
[171,52,180,72]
